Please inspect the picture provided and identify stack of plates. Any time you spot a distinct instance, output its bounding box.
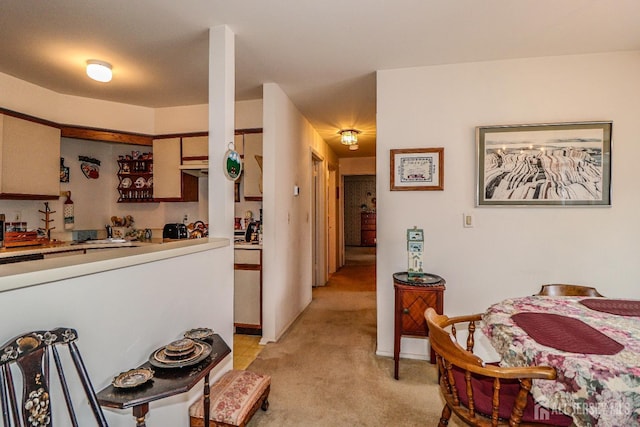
[149,338,212,368]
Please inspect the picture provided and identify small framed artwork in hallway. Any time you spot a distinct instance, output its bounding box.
[390,147,444,191]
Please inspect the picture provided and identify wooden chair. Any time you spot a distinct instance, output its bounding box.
[424,308,573,426]
[0,327,108,426]
[536,284,604,297]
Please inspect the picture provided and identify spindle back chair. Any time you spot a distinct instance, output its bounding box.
[424,308,573,426]
[0,327,108,426]
[536,284,604,297]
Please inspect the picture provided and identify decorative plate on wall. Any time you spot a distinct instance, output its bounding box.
[223,142,242,181]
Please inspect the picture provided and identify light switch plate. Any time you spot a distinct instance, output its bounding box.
[463,213,473,228]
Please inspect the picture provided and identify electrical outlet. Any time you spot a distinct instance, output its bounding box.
[463,213,474,228]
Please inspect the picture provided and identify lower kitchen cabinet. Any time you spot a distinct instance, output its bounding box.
[234,247,262,335]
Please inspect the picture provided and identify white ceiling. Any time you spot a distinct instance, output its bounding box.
[1,1,639,157]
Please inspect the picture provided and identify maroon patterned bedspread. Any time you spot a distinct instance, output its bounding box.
[580,298,640,316]
[511,312,623,355]
[482,296,640,427]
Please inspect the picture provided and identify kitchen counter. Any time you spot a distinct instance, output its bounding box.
[0,237,229,293]
[234,241,262,249]
[0,239,136,259]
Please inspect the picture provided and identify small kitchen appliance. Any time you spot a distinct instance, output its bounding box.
[163,223,188,239]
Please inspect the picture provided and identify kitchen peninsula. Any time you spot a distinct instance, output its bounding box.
[0,237,228,292]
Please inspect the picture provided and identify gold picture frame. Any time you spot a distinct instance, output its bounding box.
[390,148,444,191]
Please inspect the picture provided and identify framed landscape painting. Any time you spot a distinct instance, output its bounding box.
[390,148,444,191]
[476,121,612,206]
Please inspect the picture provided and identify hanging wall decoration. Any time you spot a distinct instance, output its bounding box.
[63,191,74,230]
[79,155,101,179]
[223,141,242,181]
[60,158,70,182]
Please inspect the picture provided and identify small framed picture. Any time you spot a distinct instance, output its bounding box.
[390,148,444,191]
[408,241,424,252]
[407,229,424,241]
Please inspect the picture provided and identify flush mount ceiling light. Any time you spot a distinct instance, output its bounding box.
[339,129,359,146]
[349,144,359,151]
[86,60,112,83]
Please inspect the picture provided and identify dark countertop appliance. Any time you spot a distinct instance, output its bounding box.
[163,223,188,239]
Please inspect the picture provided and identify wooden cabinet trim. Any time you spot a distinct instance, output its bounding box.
[61,126,153,146]
[1,108,264,145]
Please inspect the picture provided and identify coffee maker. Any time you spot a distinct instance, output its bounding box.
[244,221,260,243]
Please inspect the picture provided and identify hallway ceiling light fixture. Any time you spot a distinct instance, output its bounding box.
[349,144,359,151]
[339,129,359,146]
[86,60,112,82]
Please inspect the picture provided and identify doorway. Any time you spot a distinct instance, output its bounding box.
[312,153,326,287]
[343,175,376,248]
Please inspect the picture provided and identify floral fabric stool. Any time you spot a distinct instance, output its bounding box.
[189,369,271,427]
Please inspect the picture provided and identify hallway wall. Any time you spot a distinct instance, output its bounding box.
[261,82,338,343]
[376,51,640,360]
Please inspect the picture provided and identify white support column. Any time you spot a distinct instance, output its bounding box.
[208,25,235,344]
[209,25,235,237]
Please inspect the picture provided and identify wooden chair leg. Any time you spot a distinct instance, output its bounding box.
[438,404,451,427]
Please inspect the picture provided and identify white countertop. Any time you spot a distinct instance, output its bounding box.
[0,240,136,259]
[0,237,230,293]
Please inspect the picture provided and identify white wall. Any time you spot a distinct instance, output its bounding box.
[0,72,156,134]
[376,51,640,359]
[339,156,375,175]
[261,83,337,342]
[0,248,233,427]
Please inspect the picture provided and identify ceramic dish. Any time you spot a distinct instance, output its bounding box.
[121,177,133,189]
[184,327,214,341]
[112,368,154,388]
[166,338,195,351]
[149,340,212,369]
[134,176,146,188]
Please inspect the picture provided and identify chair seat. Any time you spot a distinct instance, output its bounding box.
[451,366,572,426]
[189,369,270,427]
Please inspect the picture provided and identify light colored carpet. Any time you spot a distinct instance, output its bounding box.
[246,259,463,426]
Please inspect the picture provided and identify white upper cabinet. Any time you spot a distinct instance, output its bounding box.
[0,114,60,199]
[181,136,208,166]
[152,137,182,199]
[243,133,263,200]
[152,137,198,202]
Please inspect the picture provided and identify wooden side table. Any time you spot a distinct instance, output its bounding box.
[393,272,445,380]
[97,334,231,426]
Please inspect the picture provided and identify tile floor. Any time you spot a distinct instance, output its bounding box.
[233,334,264,369]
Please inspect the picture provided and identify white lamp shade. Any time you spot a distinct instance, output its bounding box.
[86,60,112,82]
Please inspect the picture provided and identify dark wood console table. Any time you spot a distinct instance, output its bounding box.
[97,333,231,427]
[393,272,445,380]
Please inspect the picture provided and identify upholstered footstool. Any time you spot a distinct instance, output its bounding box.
[189,369,271,427]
